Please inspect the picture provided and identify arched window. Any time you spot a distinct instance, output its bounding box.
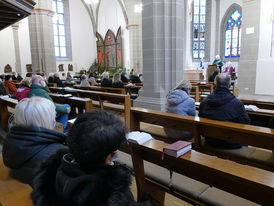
[52,0,71,59]
[224,9,242,58]
[192,0,207,59]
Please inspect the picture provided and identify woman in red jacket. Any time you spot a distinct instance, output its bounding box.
[16,77,31,101]
[4,75,17,95]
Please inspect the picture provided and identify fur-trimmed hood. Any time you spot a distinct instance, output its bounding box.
[31,149,138,206]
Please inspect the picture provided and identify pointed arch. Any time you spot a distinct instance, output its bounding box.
[220,3,242,61]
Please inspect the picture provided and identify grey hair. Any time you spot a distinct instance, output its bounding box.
[102,72,109,79]
[167,80,192,97]
[31,75,43,85]
[215,73,231,88]
[14,97,56,129]
[113,73,121,83]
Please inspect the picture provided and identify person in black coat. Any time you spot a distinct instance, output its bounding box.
[48,72,54,83]
[208,69,220,82]
[131,75,142,84]
[31,110,138,206]
[101,71,112,87]
[2,97,67,185]
[0,79,7,95]
[199,73,250,149]
[121,72,129,83]
[53,73,64,87]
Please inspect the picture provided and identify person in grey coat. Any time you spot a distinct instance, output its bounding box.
[164,80,196,140]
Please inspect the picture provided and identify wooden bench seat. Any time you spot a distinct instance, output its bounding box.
[129,139,273,206]
[73,85,126,94]
[0,156,32,206]
[131,108,274,172]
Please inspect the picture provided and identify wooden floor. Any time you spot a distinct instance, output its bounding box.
[130,178,193,206]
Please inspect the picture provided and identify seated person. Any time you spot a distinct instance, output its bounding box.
[121,72,129,83]
[112,73,124,88]
[164,80,195,140]
[199,73,250,149]
[224,61,235,76]
[28,75,71,133]
[2,97,67,185]
[4,75,17,95]
[31,110,138,206]
[47,72,54,83]
[60,73,66,80]
[88,72,97,84]
[17,73,23,82]
[131,74,142,84]
[208,69,220,82]
[11,72,17,81]
[66,72,72,81]
[101,71,112,87]
[15,77,31,101]
[53,73,64,87]
[80,74,90,86]
[0,79,7,96]
[26,72,33,78]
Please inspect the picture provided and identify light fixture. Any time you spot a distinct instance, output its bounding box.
[134,3,143,13]
[84,0,99,5]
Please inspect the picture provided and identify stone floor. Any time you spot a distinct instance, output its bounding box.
[130,178,193,206]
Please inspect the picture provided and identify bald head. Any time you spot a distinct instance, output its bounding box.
[31,75,45,87]
[215,73,231,88]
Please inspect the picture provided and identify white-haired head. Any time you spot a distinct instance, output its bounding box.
[215,55,220,60]
[31,75,45,87]
[102,72,109,79]
[14,97,56,129]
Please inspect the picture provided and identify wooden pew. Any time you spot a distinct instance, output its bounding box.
[49,93,93,114]
[240,98,274,110]
[0,155,33,206]
[190,86,199,102]
[124,85,142,98]
[130,108,274,172]
[0,97,64,134]
[73,85,126,94]
[130,139,274,206]
[47,83,57,87]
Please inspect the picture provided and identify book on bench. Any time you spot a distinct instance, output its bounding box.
[127,131,153,145]
[244,105,259,111]
[163,140,192,158]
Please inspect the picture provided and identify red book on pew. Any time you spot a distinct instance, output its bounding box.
[162,141,192,159]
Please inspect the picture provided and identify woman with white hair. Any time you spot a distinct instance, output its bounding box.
[2,97,67,185]
[212,54,223,72]
[164,80,195,140]
[101,71,112,87]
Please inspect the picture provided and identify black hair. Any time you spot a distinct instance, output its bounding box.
[67,110,126,171]
[26,73,33,78]
[5,75,11,80]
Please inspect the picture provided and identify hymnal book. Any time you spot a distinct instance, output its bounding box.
[244,105,259,112]
[163,141,192,158]
[63,94,72,98]
[127,131,153,145]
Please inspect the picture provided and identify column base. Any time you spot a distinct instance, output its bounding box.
[133,89,167,111]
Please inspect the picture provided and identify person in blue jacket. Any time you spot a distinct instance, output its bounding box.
[165,80,196,140]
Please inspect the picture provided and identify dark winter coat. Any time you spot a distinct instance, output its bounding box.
[31,149,138,206]
[53,76,64,87]
[121,75,128,83]
[2,125,67,185]
[112,81,124,88]
[101,78,112,87]
[199,87,250,149]
[131,75,141,84]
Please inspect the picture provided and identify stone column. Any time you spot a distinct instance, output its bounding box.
[238,0,274,96]
[134,0,185,111]
[11,23,22,74]
[28,0,56,75]
[123,0,143,74]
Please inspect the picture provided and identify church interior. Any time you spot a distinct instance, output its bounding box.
[0,0,273,205]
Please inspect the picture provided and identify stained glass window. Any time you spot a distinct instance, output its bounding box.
[225,10,242,58]
[193,0,206,59]
[53,0,67,58]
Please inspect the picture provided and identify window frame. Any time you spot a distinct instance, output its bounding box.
[220,4,242,62]
[52,0,72,61]
[191,0,212,62]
